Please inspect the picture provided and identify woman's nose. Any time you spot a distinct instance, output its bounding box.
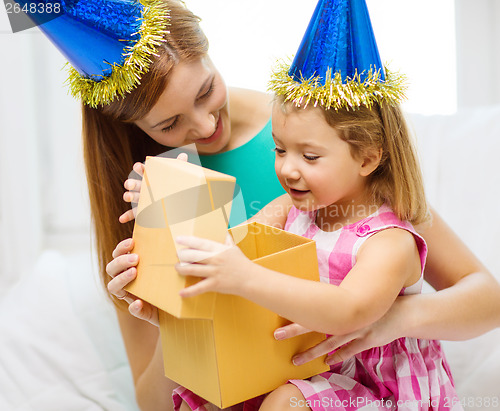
[192,112,216,138]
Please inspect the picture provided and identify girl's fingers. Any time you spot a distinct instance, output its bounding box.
[175,262,210,278]
[176,236,230,256]
[274,323,311,340]
[106,253,139,278]
[176,236,215,251]
[111,238,134,259]
[224,233,235,246]
[179,279,212,298]
[177,248,214,264]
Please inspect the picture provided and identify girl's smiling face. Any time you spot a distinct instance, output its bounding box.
[272,104,371,218]
[135,56,230,154]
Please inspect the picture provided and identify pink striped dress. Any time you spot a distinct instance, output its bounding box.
[285,204,463,411]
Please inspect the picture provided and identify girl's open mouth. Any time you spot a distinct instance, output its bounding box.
[289,188,310,198]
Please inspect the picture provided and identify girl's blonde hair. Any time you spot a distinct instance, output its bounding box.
[82,0,209,305]
[280,98,429,226]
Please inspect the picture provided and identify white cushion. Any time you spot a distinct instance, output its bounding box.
[0,250,139,411]
[409,106,500,408]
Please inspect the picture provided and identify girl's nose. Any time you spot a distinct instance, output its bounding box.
[192,112,217,138]
[280,159,301,181]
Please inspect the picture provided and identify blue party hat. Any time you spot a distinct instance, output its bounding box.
[13,0,170,107]
[269,0,406,110]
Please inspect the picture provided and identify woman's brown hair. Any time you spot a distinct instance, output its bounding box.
[82,0,209,305]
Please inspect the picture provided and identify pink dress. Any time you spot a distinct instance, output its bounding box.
[285,204,463,410]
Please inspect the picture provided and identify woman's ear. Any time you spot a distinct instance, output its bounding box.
[359,147,382,177]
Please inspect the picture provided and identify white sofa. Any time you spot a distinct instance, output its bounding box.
[1,106,499,410]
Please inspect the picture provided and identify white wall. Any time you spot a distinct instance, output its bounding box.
[189,0,458,114]
[0,27,86,290]
[455,0,500,107]
[0,31,44,289]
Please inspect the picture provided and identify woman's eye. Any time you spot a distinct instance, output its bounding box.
[273,147,286,155]
[198,81,214,100]
[304,154,319,161]
[161,118,178,133]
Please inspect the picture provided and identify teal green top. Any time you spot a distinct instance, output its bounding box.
[200,119,285,227]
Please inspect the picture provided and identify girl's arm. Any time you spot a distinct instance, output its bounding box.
[176,228,421,336]
[280,208,500,365]
[246,193,292,229]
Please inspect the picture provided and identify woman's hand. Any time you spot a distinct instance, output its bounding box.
[106,238,159,326]
[119,153,189,224]
[276,299,406,366]
[175,235,251,298]
[119,162,145,224]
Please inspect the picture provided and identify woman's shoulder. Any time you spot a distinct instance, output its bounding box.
[227,88,273,148]
[229,87,272,124]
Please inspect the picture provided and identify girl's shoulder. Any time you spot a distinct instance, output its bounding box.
[353,204,419,238]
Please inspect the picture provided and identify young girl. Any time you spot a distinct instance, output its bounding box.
[174,97,462,411]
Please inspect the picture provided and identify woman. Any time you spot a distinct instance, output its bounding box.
[84,1,500,410]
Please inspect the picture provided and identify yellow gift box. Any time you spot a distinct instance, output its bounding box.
[126,157,328,408]
[126,156,235,319]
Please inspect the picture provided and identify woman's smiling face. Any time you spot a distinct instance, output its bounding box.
[135,56,230,154]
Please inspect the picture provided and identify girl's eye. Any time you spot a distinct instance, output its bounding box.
[304,154,319,161]
[161,117,178,133]
[274,147,286,155]
[198,81,214,100]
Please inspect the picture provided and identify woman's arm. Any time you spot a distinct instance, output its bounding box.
[282,208,500,365]
[107,239,179,411]
[407,208,500,339]
[116,309,179,411]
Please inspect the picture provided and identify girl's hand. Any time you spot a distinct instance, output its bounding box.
[119,153,189,224]
[276,301,404,366]
[175,235,251,297]
[106,238,159,327]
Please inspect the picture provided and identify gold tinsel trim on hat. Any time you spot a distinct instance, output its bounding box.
[66,0,170,108]
[268,60,407,110]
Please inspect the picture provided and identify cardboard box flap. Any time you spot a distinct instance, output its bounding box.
[126,157,236,319]
[230,222,312,260]
[137,157,235,217]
